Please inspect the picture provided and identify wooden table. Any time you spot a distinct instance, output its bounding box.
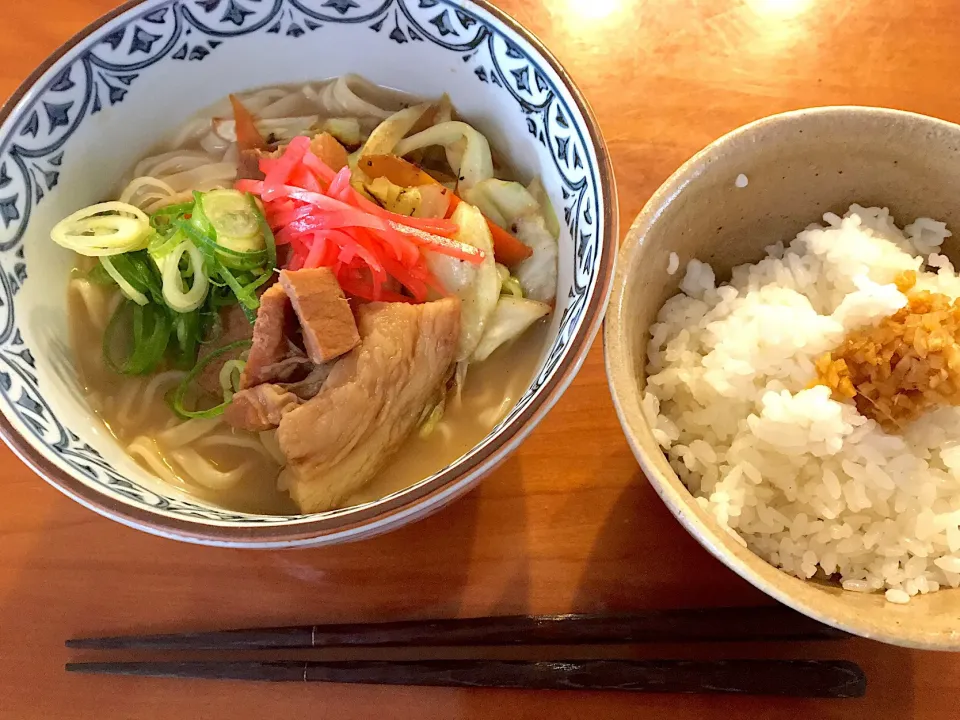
[0,0,957,717]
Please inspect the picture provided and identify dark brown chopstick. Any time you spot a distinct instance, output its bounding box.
[64,658,866,697]
[65,606,847,651]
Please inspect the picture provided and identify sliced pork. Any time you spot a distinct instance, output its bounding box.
[279,268,359,364]
[224,384,302,433]
[240,284,297,389]
[277,297,461,512]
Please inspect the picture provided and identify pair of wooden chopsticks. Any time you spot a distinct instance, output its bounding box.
[65,606,866,698]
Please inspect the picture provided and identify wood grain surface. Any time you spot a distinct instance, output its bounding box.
[1,1,958,718]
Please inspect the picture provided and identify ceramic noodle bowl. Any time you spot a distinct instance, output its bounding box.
[0,0,617,547]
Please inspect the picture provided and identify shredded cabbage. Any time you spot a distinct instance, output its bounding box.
[527,176,560,240]
[394,121,494,190]
[463,179,559,303]
[435,94,465,172]
[473,296,550,362]
[496,263,523,297]
[426,202,499,360]
[319,117,361,146]
[358,102,432,159]
[513,216,558,303]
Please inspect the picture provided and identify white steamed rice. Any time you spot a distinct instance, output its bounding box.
[643,204,960,603]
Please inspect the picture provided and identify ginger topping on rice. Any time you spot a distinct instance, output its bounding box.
[815,270,960,429]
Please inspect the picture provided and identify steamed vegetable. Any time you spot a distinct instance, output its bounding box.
[463,179,558,302]
[365,176,453,219]
[513,216,558,303]
[318,118,361,147]
[497,264,524,299]
[359,154,532,266]
[527,177,560,240]
[473,296,550,362]
[357,103,432,159]
[427,201,499,360]
[360,154,436,188]
[394,122,494,190]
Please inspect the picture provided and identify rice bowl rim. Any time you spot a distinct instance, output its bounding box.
[604,105,960,650]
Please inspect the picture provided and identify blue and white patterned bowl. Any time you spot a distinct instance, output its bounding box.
[0,0,617,547]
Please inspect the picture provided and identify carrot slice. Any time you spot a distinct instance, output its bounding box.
[360,154,437,188]
[486,214,534,266]
[445,193,533,266]
[229,94,266,151]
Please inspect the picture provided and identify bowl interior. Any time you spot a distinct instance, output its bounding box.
[0,0,613,543]
[607,106,960,648]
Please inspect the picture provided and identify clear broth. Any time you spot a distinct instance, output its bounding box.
[70,278,548,515]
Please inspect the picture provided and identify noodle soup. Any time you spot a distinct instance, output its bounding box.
[56,76,558,515]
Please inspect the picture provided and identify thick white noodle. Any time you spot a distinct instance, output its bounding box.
[258,430,286,464]
[236,87,289,114]
[142,371,187,411]
[157,416,222,448]
[169,447,249,490]
[318,74,398,121]
[119,176,188,213]
[156,162,237,193]
[128,437,189,489]
[195,433,276,461]
[133,150,213,179]
[69,278,115,333]
[170,116,222,153]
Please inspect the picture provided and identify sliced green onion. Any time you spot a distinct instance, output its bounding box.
[100,256,149,305]
[159,240,209,313]
[171,309,202,369]
[148,226,187,259]
[101,251,164,304]
[219,359,246,402]
[51,202,151,257]
[242,268,275,296]
[217,264,259,322]
[171,339,252,419]
[201,189,263,253]
[86,262,116,287]
[102,300,171,376]
[248,193,277,270]
[176,213,267,286]
[149,201,194,230]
